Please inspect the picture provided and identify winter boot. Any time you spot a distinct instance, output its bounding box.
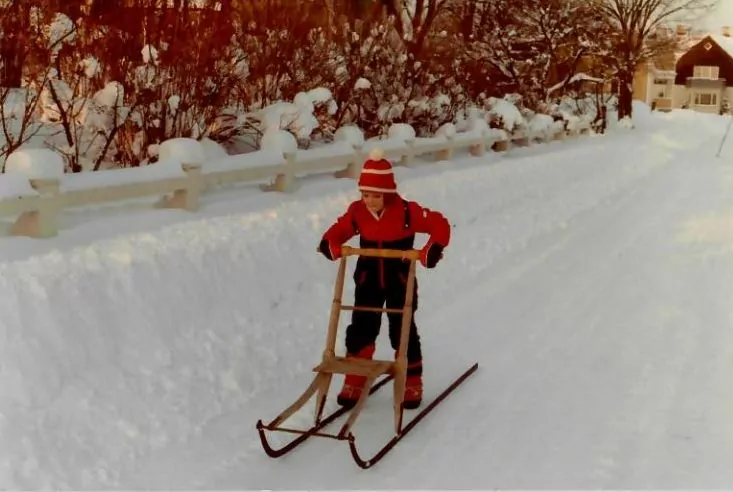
[403,374,423,409]
[337,343,376,408]
[401,359,423,409]
[393,351,423,409]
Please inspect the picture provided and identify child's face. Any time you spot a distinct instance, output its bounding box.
[361,191,384,213]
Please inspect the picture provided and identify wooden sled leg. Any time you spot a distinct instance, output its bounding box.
[313,373,334,425]
[393,258,416,433]
[267,372,328,429]
[336,374,380,439]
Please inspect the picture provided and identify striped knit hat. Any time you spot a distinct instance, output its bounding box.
[358,148,397,193]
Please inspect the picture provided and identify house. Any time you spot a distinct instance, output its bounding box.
[634,25,733,114]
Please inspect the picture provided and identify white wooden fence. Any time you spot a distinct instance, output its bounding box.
[0,123,591,239]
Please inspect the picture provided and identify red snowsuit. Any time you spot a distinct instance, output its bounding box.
[321,193,451,378]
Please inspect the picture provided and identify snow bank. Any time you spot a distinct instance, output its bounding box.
[0,202,341,488]
[633,100,652,114]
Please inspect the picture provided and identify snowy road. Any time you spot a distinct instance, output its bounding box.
[2,110,733,488]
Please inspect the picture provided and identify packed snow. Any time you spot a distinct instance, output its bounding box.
[2,106,733,489]
[5,148,65,179]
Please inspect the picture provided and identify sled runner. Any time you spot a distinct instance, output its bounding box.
[255,246,478,469]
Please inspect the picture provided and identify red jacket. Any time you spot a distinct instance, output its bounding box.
[322,194,450,287]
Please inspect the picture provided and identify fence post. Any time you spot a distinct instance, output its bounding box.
[274,152,296,192]
[512,131,530,147]
[398,139,416,166]
[492,136,510,152]
[469,132,486,156]
[183,162,202,210]
[156,162,202,211]
[334,143,363,179]
[10,178,61,238]
[484,132,498,152]
[434,134,455,161]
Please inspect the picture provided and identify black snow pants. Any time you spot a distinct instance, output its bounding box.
[345,258,423,377]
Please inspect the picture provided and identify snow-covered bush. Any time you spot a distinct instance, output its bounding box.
[435,122,457,139]
[253,88,337,147]
[260,128,298,153]
[325,17,467,138]
[115,35,244,166]
[454,105,483,132]
[486,96,526,134]
[552,94,611,132]
[0,8,74,168]
[527,113,557,138]
[0,0,616,173]
[33,15,133,172]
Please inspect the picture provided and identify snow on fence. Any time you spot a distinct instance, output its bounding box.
[0,122,591,238]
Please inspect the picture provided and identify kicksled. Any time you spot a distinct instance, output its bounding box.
[255,246,478,469]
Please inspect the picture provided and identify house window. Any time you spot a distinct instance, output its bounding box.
[693,65,720,79]
[694,93,718,105]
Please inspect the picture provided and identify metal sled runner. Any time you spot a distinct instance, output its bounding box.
[255,246,479,469]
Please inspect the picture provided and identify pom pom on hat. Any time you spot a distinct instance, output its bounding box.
[358,147,397,193]
[368,147,384,161]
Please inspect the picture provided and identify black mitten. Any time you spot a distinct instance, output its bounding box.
[424,243,444,268]
[319,239,334,260]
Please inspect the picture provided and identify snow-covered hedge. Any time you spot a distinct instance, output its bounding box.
[0,4,610,174]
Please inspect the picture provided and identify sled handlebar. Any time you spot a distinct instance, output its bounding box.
[340,246,421,260]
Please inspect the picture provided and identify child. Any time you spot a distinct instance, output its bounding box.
[318,148,451,410]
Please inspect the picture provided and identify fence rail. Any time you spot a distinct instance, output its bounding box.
[0,123,591,238]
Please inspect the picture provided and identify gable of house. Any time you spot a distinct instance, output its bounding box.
[675,34,733,86]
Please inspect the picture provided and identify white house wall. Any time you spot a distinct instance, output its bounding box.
[672,84,689,108]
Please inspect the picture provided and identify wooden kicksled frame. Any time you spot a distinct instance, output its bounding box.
[256,245,479,468]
